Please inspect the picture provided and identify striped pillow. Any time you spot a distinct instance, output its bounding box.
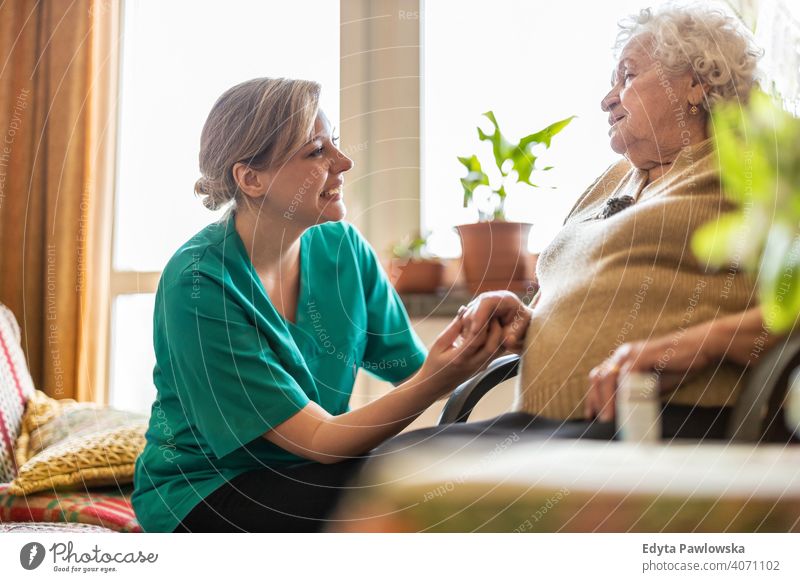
[0,482,141,532]
[0,304,36,482]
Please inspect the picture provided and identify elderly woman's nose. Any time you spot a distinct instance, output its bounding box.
[600,88,619,112]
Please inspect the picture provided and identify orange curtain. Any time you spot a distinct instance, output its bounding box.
[0,0,118,401]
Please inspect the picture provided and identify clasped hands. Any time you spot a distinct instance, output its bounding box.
[455,290,533,356]
[418,291,532,395]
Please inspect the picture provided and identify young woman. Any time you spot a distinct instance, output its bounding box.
[131,78,504,533]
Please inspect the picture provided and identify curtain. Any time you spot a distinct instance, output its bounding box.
[0,0,119,401]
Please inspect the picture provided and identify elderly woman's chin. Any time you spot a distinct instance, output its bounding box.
[607,125,628,156]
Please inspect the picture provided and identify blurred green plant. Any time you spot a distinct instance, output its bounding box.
[391,232,433,260]
[458,111,574,222]
[691,89,800,332]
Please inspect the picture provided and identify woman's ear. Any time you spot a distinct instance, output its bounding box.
[688,75,709,109]
[232,162,268,200]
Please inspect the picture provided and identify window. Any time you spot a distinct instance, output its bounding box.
[754,0,800,114]
[110,0,339,413]
[422,0,646,256]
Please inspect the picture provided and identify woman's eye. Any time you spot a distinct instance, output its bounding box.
[624,73,635,83]
[309,146,324,157]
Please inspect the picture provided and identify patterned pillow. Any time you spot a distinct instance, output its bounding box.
[0,521,118,533]
[0,303,36,482]
[9,390,148,495]
[15,390,146,465]
[0,482,142,532]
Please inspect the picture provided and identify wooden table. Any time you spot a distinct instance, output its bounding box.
[332,438,800,532]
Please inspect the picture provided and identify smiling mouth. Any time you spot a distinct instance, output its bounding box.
[609,115,625,126]
[320,187,342,201]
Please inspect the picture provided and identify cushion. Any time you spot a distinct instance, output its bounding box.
[0,521,117,533]
[0,482,142,532]
[0,303,36,482]
[9,390,147,495]
[15,390,147,465]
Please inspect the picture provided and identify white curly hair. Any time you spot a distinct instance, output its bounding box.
[615,2,763,110]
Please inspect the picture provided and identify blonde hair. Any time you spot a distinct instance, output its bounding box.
[194,77,321,211]
[615,2,763,111]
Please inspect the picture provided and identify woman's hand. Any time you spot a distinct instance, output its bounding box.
[586,322,718,421]
[459,290,534,354]
[417,313,506,398]
[586,308,779,421]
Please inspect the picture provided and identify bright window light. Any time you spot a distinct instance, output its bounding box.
[110,0,339,412]
[422,0,647,257]
[114,0,340,272]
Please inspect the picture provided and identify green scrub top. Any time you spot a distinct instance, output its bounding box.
[131,214,427,533]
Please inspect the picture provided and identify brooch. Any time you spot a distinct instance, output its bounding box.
[598,195,635,219]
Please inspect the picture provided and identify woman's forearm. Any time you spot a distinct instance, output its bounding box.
[309,370,444,462]
[707,306,784,366]
[587,306,787,420]
[265,316,504,463]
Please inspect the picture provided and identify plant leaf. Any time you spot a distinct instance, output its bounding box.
[478,111,515,174]
[458,154,490,207]
[520,115,576,149]
[712,100,773,205]
[510,144,537,186]
[760,224,800,332]
[691,211,753,269]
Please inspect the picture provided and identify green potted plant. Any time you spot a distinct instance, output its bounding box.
[388,232,445,294]
[691,88,800,434]
[457,111,574,292]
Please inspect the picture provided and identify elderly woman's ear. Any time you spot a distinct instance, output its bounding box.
[687,76,709,112]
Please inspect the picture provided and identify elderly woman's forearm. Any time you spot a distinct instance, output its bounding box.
[709,307,784,365]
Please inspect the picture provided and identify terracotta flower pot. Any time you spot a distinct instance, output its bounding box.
[456,221,534,293]
[388,258,445,294]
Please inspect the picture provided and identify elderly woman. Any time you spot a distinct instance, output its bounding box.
[511,3,763,427]
[377,3,766,450]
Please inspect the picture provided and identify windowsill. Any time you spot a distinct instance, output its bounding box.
[389,257,539,318]
[398,286,536,319]
[398,288,474,318]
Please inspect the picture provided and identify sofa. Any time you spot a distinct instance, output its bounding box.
[0,303,142,533]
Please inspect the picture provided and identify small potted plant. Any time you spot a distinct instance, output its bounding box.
[457,111,574,292]
[388,232,445,294]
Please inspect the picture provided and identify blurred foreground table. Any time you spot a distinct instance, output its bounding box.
[331,438,800,532]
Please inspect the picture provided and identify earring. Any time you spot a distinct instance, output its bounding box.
[689,104,699,115]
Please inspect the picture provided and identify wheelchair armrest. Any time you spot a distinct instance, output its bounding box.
[727,332,800,443]
[437,354,520,425]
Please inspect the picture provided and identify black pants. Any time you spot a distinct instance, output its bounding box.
[174,458,367,533]
[175,405,730,532]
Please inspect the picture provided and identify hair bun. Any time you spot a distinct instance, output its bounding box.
[194,177,209,195]
[194,177,224,211]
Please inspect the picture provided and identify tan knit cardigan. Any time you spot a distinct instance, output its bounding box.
[516,139,757,419]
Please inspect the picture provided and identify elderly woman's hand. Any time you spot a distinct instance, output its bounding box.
[459,290,535,354]
[585,321,719,421]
